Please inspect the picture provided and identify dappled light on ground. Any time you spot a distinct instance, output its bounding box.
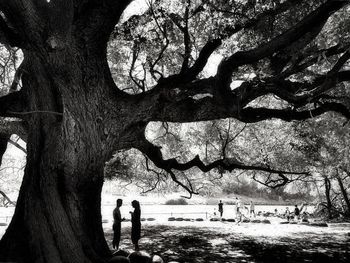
[105,223,350,263]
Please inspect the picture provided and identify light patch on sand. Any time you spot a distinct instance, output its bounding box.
[209,238,228,246]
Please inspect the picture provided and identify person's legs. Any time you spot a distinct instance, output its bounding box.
[113,223,121,249]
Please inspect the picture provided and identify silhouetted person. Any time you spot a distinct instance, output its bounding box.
[294,205,300,220]
[218,200,223,217]
[131,200,141,251]
[113,199,123,249]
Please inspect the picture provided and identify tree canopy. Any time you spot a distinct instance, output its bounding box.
[0,0,349,262]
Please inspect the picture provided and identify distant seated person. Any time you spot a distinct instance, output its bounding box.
[301,212,309,222]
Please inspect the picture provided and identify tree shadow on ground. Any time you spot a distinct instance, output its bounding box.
[105,225,350,263]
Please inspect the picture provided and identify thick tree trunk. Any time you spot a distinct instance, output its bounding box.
[0,43,121,263]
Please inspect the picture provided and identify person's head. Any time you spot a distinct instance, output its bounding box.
[132,200,140,209]
[286,207,289,210]
[295,205,298,208]
[219,200,222,203]
[117,199,123,207]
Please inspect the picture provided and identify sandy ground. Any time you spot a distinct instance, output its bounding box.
[105,220,350,263]
[2,205,349,262]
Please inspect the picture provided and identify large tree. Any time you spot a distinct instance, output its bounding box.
[0,0,350,262]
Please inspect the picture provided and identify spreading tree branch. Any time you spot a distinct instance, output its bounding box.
[239,102,350,123]
[136,135,309,194]
[157,0,305,86]
[215,0,348,106]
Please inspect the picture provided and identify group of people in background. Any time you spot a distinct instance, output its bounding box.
[284,204,308,221]
[217,198,256,222]
[112,199,141,251]
[217,199,306,222]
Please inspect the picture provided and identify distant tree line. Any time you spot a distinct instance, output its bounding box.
[222,181,313,203]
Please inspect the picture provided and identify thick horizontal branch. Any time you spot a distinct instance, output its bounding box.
[137,136,309,178]
[138,66,349,124]
[268,70,350,106]
[239,102,350,123]
[233,70,350,108]
[277,43,350,79]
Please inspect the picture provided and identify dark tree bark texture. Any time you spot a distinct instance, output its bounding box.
[0,0,349,262]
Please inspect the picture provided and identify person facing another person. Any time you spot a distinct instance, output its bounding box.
[218,200,224,217]
[112,199,124,250]
[130,200,141,251]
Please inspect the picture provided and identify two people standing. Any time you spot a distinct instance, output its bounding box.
[112,199,141,251]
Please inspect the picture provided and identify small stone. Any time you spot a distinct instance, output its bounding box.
[108,256,130,263]
[113,249,130,257]
[152,255,164,263]
[128,251,152,263]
